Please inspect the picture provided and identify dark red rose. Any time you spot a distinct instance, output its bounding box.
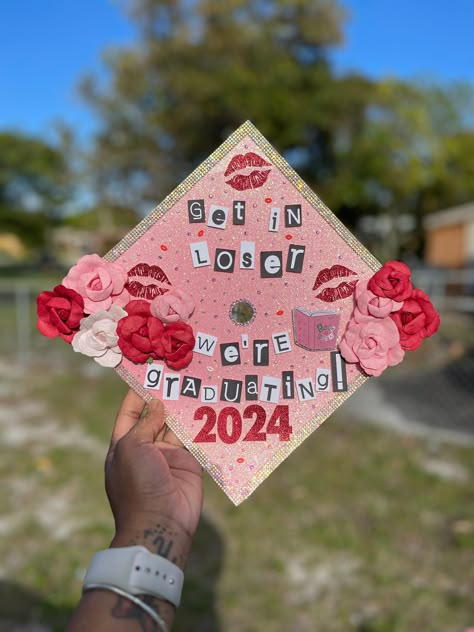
[117,300,165,364]
[157,321,195,370]
[390,288,440,350]
[36,285,84,343]
[368,260,413,302]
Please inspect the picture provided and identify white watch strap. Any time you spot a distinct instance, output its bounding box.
[83,546,184,607]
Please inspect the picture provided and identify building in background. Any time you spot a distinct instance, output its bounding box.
[424,203,474,268]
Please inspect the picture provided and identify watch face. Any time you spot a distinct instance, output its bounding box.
[105,121,380,504]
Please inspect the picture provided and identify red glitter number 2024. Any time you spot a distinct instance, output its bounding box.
[193,405,292,444]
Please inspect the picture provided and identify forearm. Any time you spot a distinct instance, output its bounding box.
[68,520,192,632]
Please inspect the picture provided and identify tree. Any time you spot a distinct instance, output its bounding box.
[81,0,373,208]
[0,132,68,252]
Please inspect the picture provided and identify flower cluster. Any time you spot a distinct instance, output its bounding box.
[36,254,196,371]
[117,300,195,369]
[339,261,440,377]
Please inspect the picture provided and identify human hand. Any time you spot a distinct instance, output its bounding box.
[68,391,203,631]
[105,389,203,564]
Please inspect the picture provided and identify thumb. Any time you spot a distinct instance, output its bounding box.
[129,398,166,444]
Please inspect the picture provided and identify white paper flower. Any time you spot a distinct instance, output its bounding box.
[72,305,126,367]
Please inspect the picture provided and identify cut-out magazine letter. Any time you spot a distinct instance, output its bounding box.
[36,121,440,505]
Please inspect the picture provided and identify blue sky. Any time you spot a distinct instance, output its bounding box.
[1,0,473,140]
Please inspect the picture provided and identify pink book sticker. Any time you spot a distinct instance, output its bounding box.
[293,308,340,351]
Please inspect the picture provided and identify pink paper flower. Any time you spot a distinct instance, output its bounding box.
[150,287,195,323]
[339,313,405,377]
[62,254,130,314]
[72,305,127,367]
[354,279,403,319]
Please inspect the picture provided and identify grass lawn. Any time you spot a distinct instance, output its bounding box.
[0,349,473,632]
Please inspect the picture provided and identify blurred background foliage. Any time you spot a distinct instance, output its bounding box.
[1,0,474,264]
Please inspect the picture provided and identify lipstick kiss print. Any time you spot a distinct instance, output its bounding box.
[313,265,357,302]
[225,152,272,191]
[126,263,171,300]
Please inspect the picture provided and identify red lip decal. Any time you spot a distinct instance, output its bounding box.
[316,280,358,302]
[226,169,271,191]
[224,152,271,177]
[312,265,357,291]
[313,265,358,302]
[225,152,272,191]
[126,262,171,300]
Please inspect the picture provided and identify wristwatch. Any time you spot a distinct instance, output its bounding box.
[83,546,184,607]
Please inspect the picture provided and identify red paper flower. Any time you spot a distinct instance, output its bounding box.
[368,260,413,302]
[36,285,84,343]
[390,288,440,350]
[157,321,195,370]
[117,300,165,364]
[117,300,195,369]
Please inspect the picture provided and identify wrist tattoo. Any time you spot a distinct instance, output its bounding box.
[129,523,186,566]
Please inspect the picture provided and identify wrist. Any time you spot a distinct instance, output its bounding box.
[111,519,192,571]
[78,545,181,630]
